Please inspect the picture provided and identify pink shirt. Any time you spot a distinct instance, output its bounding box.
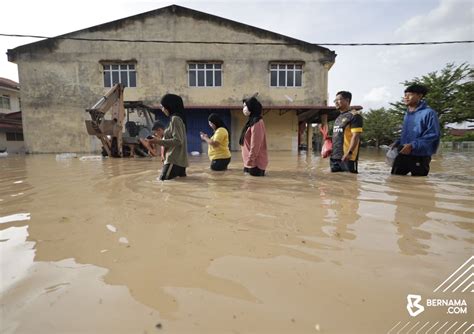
[241,119,268,170]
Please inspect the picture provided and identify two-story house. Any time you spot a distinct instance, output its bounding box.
[0,77,24,153]
[7,5,336,154]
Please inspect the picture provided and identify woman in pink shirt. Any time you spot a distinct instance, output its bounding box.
[239,96,268,176]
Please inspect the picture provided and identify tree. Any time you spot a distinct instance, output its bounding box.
[389,63,474,133]
[362,107,400,147]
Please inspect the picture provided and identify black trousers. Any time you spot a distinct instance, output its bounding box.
[391,154,431,176]
[211,158,231,171]
[244,166,265,177]
[330,158,358,173]
[159,163,186,180]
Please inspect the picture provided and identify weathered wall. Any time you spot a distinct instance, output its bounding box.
[230,110,298,152]
[13,10,331,153]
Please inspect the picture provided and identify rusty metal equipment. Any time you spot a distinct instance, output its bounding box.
[85,84,159,157]
[85,84,125,157]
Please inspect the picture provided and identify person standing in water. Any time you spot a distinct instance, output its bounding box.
[239,96,268,176]
[147,94,188,180]
[330,91,363,173]
[391,84,440,176]
[200,113,232,171]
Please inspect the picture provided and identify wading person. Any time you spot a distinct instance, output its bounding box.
[200,113,231,171]
[239,96,268,176]
[391,84,440,176]
[140,121,165,159]
[147,94,188,180]
[330,91,363,173]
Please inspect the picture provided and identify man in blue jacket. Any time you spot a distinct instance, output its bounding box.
[391,84,441,176]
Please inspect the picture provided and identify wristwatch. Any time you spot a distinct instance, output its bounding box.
[348,151,353,155]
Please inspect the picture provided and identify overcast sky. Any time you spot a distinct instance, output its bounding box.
[1,0,472,110]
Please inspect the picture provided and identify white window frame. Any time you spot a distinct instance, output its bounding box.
[269,63,303,88]
[103,63,137,88]
[0,95,11,109]
[188,62,222,87]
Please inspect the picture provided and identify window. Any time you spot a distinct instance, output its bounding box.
[103,64,136,88]
[270,63,303,87]
[188,63,222,87]
[0,95,11,109]
[6,132,23,141]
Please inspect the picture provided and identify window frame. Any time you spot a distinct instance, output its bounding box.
[102,63,137,88]
[6,132,23,141]
[269,62,304,88]
[187,62,223,88]
[0,95,11,109]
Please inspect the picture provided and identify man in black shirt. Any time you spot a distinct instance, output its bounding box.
[330,91,363,173]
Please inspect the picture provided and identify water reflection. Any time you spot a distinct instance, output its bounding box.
[388,177,435,256]
[0,149,473,333]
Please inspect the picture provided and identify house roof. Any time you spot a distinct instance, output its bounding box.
[8,4,336,63]
[0,111,23,131]
[0,77,20,91]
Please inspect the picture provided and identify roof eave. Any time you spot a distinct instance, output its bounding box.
[8,4,335,57]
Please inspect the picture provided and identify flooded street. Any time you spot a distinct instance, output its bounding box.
[1,149,473,334]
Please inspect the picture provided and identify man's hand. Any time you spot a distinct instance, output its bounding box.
[342,152,351,161]
[399,144,413,155]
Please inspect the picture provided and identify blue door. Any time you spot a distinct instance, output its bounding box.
[185,109,231,153]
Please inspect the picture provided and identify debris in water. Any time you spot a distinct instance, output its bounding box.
[56,153,77,160]
[119,237,129,244]
[106,225,117,233]
[79,155,103,161]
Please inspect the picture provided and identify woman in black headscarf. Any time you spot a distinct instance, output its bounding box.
[239,96,268,176]
[147,93,189,180]
[200,113,231,171]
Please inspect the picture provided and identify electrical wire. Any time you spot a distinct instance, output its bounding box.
[1,33,472,46]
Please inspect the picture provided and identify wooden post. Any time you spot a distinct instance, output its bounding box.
[306,122,313,153]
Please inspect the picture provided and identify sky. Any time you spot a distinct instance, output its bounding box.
[0,0,472,110]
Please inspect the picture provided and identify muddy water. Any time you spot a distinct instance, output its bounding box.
[0,149,473,334]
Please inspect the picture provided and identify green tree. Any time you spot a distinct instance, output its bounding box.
[389,63,474,134]
[362,107,400,147]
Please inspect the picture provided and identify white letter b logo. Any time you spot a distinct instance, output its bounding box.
[407,294,424,317]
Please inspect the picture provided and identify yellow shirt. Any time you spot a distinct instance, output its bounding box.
[208,128,231,160]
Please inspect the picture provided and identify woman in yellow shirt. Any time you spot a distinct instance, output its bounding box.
[200,113,231,171]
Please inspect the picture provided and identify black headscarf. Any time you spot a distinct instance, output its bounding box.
[239,96,262,145]
[160,93,186,127]
[208,113,229,133]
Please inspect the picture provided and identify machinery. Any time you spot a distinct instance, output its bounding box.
[85,84,159,157]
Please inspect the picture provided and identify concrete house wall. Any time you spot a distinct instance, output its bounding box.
[8,5,335,153]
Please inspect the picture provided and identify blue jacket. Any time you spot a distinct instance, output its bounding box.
[396,100,441,156]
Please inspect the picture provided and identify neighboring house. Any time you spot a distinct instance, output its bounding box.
[445,121,474,136]
[0,77,24,153]
[7,4,337,154]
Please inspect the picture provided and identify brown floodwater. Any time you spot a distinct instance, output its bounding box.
[1,149,473,334]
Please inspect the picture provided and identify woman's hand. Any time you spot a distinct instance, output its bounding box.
[200,132,209,140]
